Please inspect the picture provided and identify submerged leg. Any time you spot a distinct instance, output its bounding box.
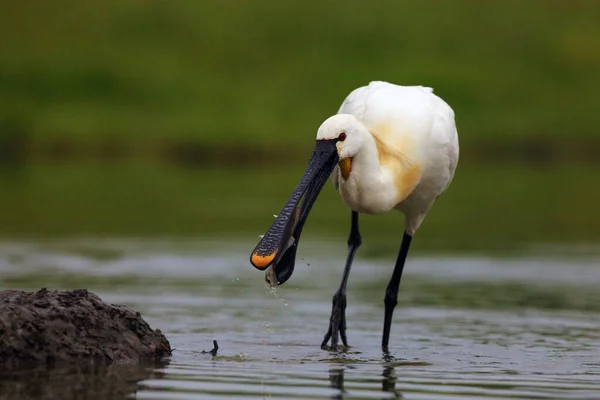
[382,231,413,351]
[322,211,361,350]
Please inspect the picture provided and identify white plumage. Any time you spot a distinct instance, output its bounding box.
[318,81,459,235]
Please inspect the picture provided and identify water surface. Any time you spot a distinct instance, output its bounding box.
[1,239,599,399]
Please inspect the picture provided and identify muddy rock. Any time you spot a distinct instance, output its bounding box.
[0,289,171,369]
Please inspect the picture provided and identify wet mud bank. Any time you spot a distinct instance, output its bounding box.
[0,289,171,369]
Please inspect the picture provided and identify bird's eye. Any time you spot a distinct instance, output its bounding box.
[338,132,346,141]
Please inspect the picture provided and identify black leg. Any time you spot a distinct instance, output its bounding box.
[322,211,361,350]
[382,231,412,351]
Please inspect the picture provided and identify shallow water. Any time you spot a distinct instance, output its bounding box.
[1,239,600,399]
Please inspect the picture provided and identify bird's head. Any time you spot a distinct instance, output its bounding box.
[317,114,367,161]
[317,114,368,182]
[250,114,366,286]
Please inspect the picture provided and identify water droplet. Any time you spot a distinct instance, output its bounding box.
[265,285,277,296]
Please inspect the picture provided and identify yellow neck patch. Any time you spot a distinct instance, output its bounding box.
[338,158,352,181]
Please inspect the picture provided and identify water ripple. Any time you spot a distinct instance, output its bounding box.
[1,239,599,399]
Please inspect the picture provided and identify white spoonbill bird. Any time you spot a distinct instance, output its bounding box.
[250,81,459,351]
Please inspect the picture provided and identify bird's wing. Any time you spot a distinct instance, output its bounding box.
[339,82,433,167]
[431,104,459,195]
[338,81,433,121]
[339,81,458,196]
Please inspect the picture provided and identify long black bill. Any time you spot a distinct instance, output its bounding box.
[250,139,339,285]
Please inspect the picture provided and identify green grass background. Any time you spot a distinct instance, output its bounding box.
[2,1,599,148]
[0,1,599,254]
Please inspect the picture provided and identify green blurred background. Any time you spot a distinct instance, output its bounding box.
[1,0,599,256]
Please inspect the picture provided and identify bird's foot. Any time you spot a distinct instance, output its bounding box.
[321,290,348,351]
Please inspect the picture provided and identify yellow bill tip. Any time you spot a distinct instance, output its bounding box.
[251,251,277,269]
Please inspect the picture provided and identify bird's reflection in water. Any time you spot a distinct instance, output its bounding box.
[328,362,401,399]
[328,367,346,399]
[382,352,401,398]
[381,364,401,398]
